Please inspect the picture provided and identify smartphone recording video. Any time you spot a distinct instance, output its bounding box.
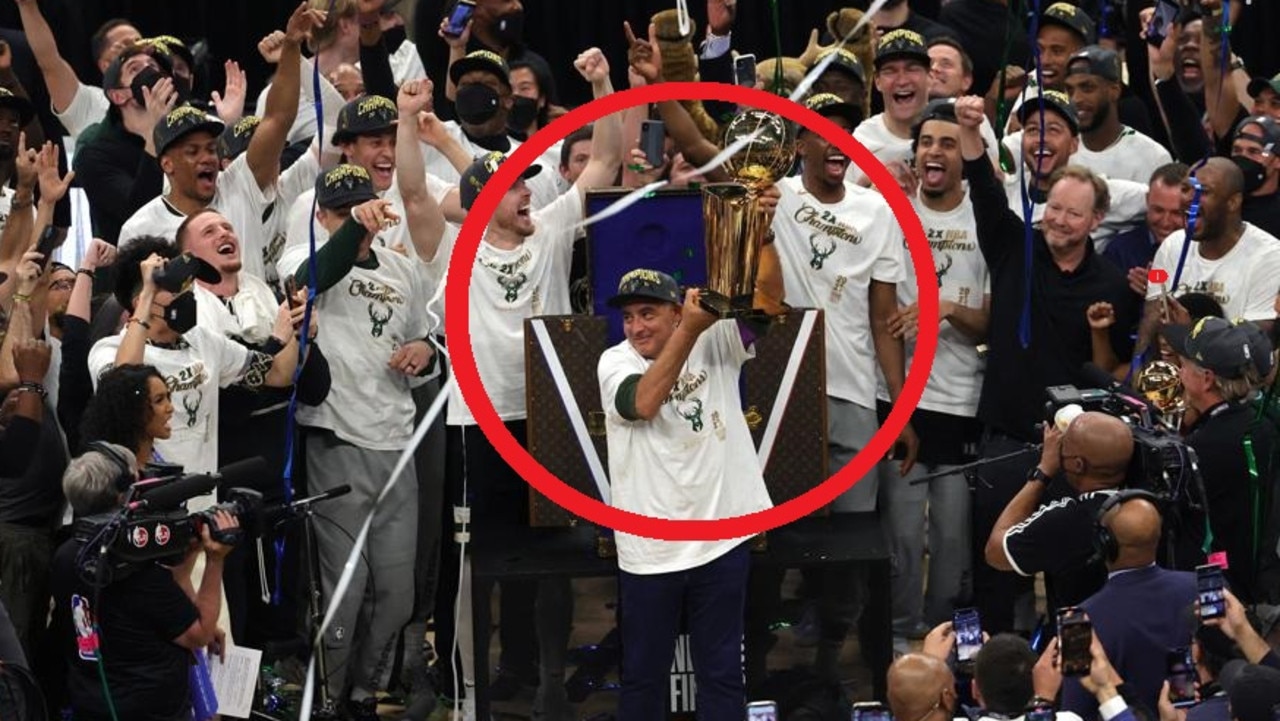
[954,607,983,668]
[852,701,893,721]
[1197,564,1226,620]
[1166,648,1198,708]
[442,0,475,37]
[1057,607,1092,677]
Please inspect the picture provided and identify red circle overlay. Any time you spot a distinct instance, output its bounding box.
[446,81,938,541]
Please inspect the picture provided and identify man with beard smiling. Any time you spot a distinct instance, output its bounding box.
[766,93,915,679]
[117,4,324,283]
[1004,90,1147,248]
[955,94,1138,633]
[880,99,990,650]
[1136,157,1280,357]
[1063,46,1171,184]
[852,29,999,186]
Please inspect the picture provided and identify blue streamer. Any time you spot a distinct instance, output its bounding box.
[273,1,334,606]
[1017,0,1047,350]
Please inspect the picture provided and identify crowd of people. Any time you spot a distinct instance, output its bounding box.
[0,0,1279,719]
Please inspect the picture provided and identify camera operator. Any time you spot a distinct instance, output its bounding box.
[1162,317,1279,603]
[49,442,238,721]
[984,411,1134,613]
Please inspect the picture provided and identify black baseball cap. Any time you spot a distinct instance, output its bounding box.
[1041,2,1096,45]
[459,151,542,211]
[217,115,260,161]
[1233,319,1275,378]
[449,50,511,89]
[875,29,930,70]
[1163,316,1263,380]
[1233,115,1280,154]
[1246,72,1280,100]
[606,269,682,308]
[1016,89,1080,135]
[1067,45,1121,83]
[332,94,398,146]
[137,35,195,72]
[0,88,35,128]
[315,164,379,210]
[803,93,863,128]
[102,43,173,91]
[153,104,225,157]
[815,47,866,85]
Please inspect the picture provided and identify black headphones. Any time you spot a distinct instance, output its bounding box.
[1092,489,1162,564]
[86,441,135,493]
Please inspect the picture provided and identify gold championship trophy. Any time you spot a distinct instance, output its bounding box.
[1135,360,1187,431]
[699,110,796,317]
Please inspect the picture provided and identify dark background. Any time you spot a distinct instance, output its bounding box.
[0,0,1276,116]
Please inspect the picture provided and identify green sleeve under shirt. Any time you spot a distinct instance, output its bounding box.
[293,217,366,294]
[615,374,642,421]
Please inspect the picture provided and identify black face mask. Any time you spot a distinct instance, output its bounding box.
[455,84,501,126]
[508,96,539,131]
[161,291,198,334]
[493,10,525,45]
[130,67,167,107]
[1233,155,1267,196]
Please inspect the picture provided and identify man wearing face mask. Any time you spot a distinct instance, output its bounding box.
[86,238,300,480]
[117,5,323,284]
[72,44,177,246]
[426,49,560,210]
[1230,115,1280,238]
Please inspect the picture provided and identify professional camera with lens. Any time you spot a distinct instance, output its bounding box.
[1044,384,1205,511]
[74,458,267,587]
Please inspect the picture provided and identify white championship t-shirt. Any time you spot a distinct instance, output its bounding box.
[875,192,989,417]
[278,243,431,449]
[54,81,110,140]
[849,112,999,184]
[771,175,906,409]
[1001,126,1172,184]
[1145,222,1280,321]
[87,325,253,477]
[444,188,583,426]
[193,274,281,345]
[598,321,773,575]
[118,154,277,281]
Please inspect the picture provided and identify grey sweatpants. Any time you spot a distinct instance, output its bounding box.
[306,429,419,700]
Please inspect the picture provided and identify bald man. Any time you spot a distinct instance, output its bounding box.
[887,653,957,721]
[1136,156,1280,358]
[985,412,1134,614]
[1062,496,1196,719]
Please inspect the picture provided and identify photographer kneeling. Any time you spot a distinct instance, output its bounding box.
[985,412,1134,613]
[49,443,238,721]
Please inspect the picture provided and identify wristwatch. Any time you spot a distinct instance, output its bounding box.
[1027,466,1051,484]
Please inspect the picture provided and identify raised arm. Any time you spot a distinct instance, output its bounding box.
[571,47,623,196]
[14,0,83,115]
[248,3,326,191]
[632,289,718,419]
[395,79,446,263]
[956,95,1023,266]
[626,20,724,173]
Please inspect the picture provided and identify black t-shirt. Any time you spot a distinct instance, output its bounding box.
[0,405,69,526]
[1003,489,1114,608]
[965,157,1140,441]
[49,537,198,721]
[1243,192,1280,240]
[1181,401,1279,604]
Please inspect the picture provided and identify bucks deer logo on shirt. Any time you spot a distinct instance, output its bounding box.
[809,233,837,270]
[480,249,533,303]
[676,398,704,432]
[182,390,203,428]
[935,253,954,287]
[368,302,393,337]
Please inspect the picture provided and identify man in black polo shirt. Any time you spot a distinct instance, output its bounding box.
[1164,317,1279,603]
[984,411,1133,614]
[954,93,1139,632]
